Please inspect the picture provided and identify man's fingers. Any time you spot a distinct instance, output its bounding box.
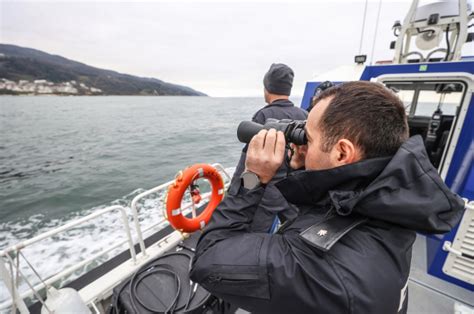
[245,129,286,184]
[248,129,267,154]
[296,144,308,155]
[289,144,308,170]
[263,129,277,156]
[275,131,286,158]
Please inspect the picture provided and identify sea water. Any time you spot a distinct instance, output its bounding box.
[0,95,302,306]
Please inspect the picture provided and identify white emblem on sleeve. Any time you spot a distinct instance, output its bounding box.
[317,229,328,236]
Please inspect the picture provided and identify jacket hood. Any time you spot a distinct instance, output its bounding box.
[276,136,465,233]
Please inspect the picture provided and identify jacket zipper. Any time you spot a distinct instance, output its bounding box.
[207,273,259,283]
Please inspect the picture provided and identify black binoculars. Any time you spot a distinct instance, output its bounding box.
[237,119,307,145]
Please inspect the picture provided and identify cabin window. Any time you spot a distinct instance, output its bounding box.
[396,89,415,113]
[415,89,463,116]
[384,81,466,169]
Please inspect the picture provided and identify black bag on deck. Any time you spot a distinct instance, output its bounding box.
[110,248,213,314]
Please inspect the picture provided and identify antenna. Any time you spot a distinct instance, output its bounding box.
[355,0,369,64]
[370,0,383,65]
[358,0,369,55]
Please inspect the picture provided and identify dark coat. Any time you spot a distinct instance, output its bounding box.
[190,136,465,314]
[229,99,308,232]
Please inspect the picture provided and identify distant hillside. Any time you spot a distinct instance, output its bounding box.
[0,44,206,96]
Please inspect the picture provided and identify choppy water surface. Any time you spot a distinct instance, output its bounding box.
[0,96,300,306]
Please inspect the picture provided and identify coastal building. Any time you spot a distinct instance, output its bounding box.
[0,78,100,95]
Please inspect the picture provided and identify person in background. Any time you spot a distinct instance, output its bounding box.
[307,80,334,112]
[228,63,308,232]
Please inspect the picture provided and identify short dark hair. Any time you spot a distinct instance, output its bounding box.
[312,81,409,159]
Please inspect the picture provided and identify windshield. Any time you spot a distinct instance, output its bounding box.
[384,81,464,117]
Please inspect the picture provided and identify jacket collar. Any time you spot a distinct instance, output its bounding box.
[267,99,294,107]
[275,156,391,207]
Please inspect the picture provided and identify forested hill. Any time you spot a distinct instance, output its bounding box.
[0,44,206,96]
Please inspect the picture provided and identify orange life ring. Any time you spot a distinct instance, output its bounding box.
[166,163,225,233]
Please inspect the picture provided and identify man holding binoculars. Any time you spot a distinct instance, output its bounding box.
[228,63,307,232]
[191,81,464,313]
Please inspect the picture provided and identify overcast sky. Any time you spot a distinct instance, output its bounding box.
[1,0,473,96]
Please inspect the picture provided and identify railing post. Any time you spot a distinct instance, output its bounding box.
[130,198,147,258]
[118,207,137,262]
[0,256,29,313]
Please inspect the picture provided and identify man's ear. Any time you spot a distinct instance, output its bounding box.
[331,139,362,166]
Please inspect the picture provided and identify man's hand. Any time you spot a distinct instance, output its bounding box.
[245,129,286,184]
[289,143,307,170]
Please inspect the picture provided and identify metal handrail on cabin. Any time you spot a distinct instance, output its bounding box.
[0,163,231,311]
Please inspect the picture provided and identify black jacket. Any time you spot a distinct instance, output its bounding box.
[229,99,308,232]
[190,136,465,313]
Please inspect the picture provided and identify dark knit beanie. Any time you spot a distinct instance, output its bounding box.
[263,63,294,96]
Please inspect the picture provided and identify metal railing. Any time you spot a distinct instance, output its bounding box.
[0,163,231,312]
[0,205,135,312]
